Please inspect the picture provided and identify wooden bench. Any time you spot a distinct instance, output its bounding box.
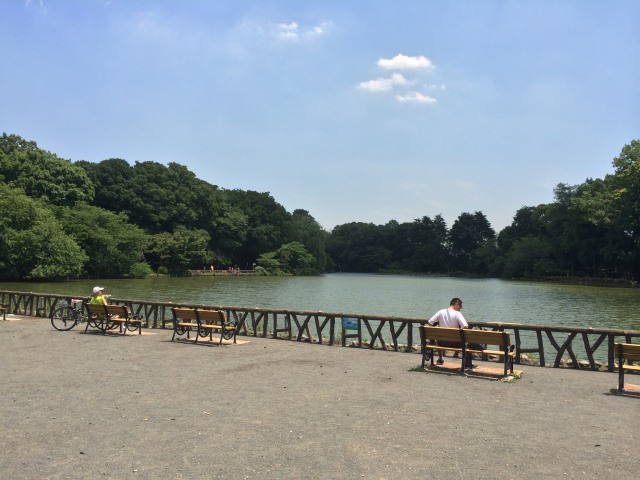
[85,303,143,334]
[617,342,640,393]
[420,326,515,376]
[0,304,8,321]
[171,308,237,344]
[195,309,237,344]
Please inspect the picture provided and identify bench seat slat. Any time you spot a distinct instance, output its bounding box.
[425,345,464,352]
[467,348,515,357]
[199,325,236,330]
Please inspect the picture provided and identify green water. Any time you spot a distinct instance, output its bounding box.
[1,274,639,331]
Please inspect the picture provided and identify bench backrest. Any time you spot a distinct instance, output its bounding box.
[618,343,640,361]
[104,304,129,318]
[196,309,226,325]
[85,303,103,316]
[172,307,198,322]
[86,303,129,318]
[421,326,463,343]
[422,326,511,348]
[463,329,511,348]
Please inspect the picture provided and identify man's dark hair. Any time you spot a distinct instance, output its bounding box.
[449,298,462,306]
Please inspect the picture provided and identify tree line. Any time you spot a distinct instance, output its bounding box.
[1,133,639,282]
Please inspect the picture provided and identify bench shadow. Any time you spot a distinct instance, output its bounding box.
[79,330,124,336]
[416,362,521,382]
[607,384,640,397]
[166,338,223,347]
[166,337,249,347]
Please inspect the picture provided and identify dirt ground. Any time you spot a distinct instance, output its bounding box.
[1,315,638,479]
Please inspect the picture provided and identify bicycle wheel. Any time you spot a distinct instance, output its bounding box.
[51,306,79,331]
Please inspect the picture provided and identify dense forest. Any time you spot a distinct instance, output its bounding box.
[1,133,639,283]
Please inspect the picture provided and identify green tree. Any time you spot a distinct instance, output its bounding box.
[257,242,316,275]
[76,158,138,216]
[326,222,391,272]
[78,158,248,266]
[400,215,450,272]
[55,203,149,278]
[255,251,282,275]
[609,140,640,275]
[496,207,539,254]
[225,190,291,268]
[501,236,555,279]
[449,211,496,273]
[289,209,327,271]
[276,241,316,275]
[0,185,87,280]
[0,133,94,206]
[146,227,211,275]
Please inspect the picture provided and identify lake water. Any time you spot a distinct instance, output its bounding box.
[2,274,639,331]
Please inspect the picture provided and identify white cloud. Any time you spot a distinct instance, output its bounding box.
[357,73,408,92]
[275,20,332,42]
[279,21,298,31]
[378,54,434,70]
[357,53,441,105]
[307,21,332,38]
[395,92,438,104]
[276,21,299,40]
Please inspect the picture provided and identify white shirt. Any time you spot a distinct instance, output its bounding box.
[428,307,468,328]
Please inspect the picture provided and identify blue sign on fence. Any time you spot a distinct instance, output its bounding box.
[342,317,358,330]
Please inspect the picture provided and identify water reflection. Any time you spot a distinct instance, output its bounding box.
[1,274,639,330]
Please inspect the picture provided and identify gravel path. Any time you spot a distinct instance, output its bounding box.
[1,315,638,479]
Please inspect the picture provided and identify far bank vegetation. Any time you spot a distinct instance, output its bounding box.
[1,133,639,284]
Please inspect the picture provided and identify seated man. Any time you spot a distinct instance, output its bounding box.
[428,297,480,368]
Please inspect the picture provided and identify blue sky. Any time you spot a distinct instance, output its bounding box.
[1,1,638,232]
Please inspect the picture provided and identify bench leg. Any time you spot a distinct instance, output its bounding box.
[509,346,515,374]
[503,348,509,377]
[461,346,467,372]
[223,325,237,344]
[421,344,432,369]
[617,343,625,394]
[618,361,624,394]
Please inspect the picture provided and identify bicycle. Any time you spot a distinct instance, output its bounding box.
[50,298,88,331]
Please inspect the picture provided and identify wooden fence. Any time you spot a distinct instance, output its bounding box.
[2,289,639,372]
